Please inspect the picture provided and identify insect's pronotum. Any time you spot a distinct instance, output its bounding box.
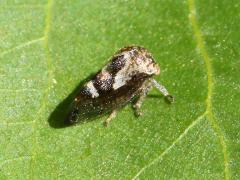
[66,46,174,126]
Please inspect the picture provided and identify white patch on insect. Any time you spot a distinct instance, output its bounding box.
[86,81,99,98]
[112,50,160,90]
[112,53,132,90]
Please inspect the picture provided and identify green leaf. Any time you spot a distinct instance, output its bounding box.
[0,0,239,179]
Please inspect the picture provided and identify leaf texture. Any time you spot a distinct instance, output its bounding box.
[0,0,239,179]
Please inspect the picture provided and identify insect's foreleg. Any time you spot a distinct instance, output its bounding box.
[104,110,117,127]
[133,80,153,117]
[151,79,174,103]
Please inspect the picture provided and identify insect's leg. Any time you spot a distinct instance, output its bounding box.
[133,80,153,117]
[151,79,174,103]
[104,110,117,127]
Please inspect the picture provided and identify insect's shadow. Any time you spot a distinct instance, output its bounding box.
[48,73,95,128]
[148,94,171,104]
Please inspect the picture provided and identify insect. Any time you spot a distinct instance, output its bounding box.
[66,46,174,126]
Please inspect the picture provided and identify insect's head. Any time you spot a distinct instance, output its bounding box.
[134,48,160,76]
[116,45,160,76]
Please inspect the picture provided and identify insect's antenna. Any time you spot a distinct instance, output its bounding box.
[151,79,174,103]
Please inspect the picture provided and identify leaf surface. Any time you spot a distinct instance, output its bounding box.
[0,0,239,179]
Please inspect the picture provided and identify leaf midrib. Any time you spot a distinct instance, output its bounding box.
[29,0,55,178]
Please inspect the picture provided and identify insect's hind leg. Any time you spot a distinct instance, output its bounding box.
[104,110,117,127]
[133,80,154,117]
[151,79,174,103]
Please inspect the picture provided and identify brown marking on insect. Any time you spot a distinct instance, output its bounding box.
[108,54,126,75]
[94,71,113,91]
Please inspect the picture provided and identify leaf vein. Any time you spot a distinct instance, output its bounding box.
[131,114,205,179]
[30,0,55,177]
[188,0,229,179]
[0,156,32,168]
[0,121,34,126]
[0,37,44,57]
[0,88,37,92]
[0,5,44,9]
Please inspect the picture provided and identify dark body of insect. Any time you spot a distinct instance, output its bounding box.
[66,46,173,126]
